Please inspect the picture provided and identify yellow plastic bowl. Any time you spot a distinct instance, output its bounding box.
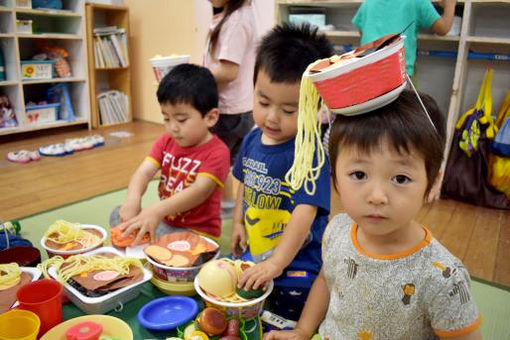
[40,315,132,340]
[151,273,196,296]
[0,309,40,340]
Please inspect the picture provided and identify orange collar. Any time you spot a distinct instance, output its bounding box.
[351,222,433,260]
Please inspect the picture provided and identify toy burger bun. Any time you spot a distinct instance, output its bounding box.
[111,225,150,248]
[198,307,227,336]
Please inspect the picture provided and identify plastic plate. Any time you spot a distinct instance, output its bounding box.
[137,296,199,331]
[40,315,132,340]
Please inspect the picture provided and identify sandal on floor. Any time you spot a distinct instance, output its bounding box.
[6,150,40,163]
[65,137,94,152]
[39,143,73,157]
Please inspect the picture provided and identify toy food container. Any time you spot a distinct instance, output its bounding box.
[45,246,152,314]
[0,264,42,313]
[149,54,190,83]
[194,259,273,320]
[144,231,220,283]
[307,34,407,115]
[40,220,106,258]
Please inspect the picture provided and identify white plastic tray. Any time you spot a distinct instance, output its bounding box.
[48,246,152,314]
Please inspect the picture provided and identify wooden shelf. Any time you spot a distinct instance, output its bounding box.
[466,36,510,45]
[17,33,82,40]
[95,66,129,71]
[326,30,359,38]
[0,0,90,137]
[0,119,88,136]
[418,34,461,42]
[0,80,17,86]
[22,77,87,85]
[86,3,132,128]
[15,8,80,17]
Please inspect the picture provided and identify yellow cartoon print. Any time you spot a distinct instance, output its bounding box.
[244,207,291,256]
[357,328,374,340]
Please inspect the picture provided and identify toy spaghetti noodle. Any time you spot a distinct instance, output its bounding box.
[39,255,143,284]
[43,220,101,251]
[285,65,326,196]
[0,263,21,290]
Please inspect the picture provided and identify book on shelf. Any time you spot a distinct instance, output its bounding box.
[93,26,128,68]
[97,90,129,125]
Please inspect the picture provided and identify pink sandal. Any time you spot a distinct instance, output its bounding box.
[6,150,40,163]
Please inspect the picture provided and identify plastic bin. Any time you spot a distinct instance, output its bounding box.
[16,19,32,33]
[21,60,55,80]
[25,103,60,124]
[149,54,190,83]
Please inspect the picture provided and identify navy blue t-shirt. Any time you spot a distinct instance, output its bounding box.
[233,128,330,288]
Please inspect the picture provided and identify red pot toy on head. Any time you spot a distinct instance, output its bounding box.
[286,34,436,195]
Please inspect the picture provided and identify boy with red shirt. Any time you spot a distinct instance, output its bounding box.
[111,64,230,243]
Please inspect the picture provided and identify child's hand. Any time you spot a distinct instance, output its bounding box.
[231,222,247,257]
[119,204,163,244]
[263,328,309,340]
[118,200,140,222]
[238,259,282,290]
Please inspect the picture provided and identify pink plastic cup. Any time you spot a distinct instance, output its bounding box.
[16,279,63,337]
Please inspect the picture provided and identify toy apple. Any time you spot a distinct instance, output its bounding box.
[198,307,227,336]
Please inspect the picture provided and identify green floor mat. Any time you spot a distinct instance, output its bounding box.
[16,182,510,339]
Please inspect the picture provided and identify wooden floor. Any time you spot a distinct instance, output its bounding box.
[1,121,509,288]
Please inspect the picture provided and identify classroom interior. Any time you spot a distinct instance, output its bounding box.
[1,0,510,338]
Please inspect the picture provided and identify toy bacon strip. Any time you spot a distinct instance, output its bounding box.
[110,225,150,248]
[146,232,218,267]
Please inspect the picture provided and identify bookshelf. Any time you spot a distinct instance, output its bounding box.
[275,0,510,184]
[0,0,90,136]
[85,3,131,128]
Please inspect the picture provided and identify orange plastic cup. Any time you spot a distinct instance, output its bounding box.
[0,309,40,340]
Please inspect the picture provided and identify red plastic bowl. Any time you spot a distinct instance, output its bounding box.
[0,246,41,267]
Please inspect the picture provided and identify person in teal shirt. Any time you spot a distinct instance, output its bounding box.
[352,0,457,76]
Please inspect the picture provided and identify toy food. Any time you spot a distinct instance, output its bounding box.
[219,336,241,340]
[65,321,102,340]
[110,225,150,248]
[197,259,237,298]
[198,258,264,303]
[145,232,218,268]
[197,307,227,336]
[223,319,240,337]
[188,331,209,340]
[39,254,143,297]
[0,263,32,312]
[43,220,102,251]
[183,323,198,339]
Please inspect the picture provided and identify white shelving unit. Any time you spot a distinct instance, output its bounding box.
[0,0,90,136]
[275,0,510,173]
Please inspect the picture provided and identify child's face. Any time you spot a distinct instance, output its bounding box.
[335,138,428,238]
[160,102,218,147]
[253,69,300,145]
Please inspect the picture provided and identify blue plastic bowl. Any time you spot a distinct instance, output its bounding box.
[137,296,199,331]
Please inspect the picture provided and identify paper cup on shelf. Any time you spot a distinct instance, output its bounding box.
[149,54,190,83]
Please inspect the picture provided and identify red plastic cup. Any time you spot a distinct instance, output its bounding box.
[16,279,63,337]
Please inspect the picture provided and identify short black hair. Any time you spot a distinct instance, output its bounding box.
[254,23,333,84]
[328,90,446,196]
[157,63,218,116]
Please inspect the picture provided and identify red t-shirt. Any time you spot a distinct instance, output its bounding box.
[147,133,230,237]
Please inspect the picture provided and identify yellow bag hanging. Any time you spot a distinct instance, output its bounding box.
[457,68,498,157]
[488,90,510,199]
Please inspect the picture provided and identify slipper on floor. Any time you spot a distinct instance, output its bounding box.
[65,137,94,152]
[89,134,105,147]
[39,143,73,157]
[6,150,40,163]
